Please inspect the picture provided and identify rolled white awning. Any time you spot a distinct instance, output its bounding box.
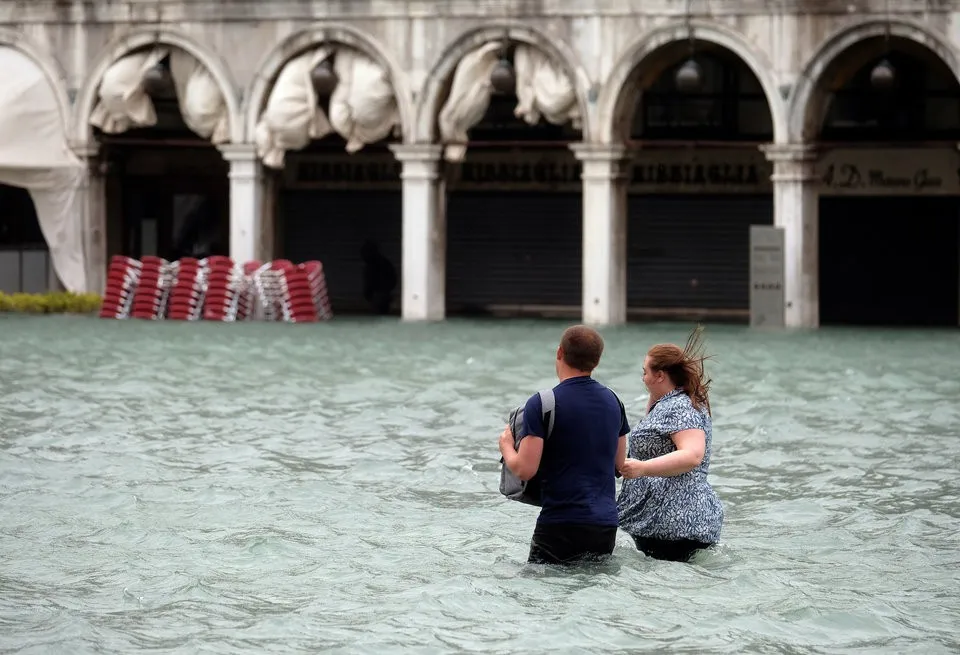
[513,44,581,129]
[169,50,230,144]
[327,48,401,153]
[0,46,87,293]
[255,48,334,169]
[438,41,502,163]
[438,42,582,162]
[89,48,169,134]
[255,46,402,167]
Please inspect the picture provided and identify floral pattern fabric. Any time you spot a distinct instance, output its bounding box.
[617,389,724,543]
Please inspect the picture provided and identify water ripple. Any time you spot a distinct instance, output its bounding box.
[1,316,959,653]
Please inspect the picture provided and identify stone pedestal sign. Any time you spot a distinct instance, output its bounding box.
[750,225,785,328]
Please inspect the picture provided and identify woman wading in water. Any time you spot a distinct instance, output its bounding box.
[617,326,724,562]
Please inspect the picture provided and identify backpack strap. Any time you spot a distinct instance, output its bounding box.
[537,388,555,439]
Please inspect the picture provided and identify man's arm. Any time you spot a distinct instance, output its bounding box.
[615,435,627,471]
[498,394,545,481]
[614,394,631,473]
[499,433,544,481]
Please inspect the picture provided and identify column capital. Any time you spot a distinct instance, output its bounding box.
[570,143,630,182]
[70,142,106,180]
[568,143,628,163]
[389,143,444,163]
[759,143,818,163]
[390,143,443,181]
[69,140,99,159]
[760,143,819,184]
[219,143,259,162]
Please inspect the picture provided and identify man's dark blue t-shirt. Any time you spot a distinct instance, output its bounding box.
[521,376,630,527]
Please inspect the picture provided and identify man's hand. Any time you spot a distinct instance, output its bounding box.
[500,425,544,481]
[498,424,514,457]
[618,458,647,479]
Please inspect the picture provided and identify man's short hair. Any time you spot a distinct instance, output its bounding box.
[560,325,604,372]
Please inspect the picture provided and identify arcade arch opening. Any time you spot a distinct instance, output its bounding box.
[0,44,84,294]
[255,44,405,315]
[811,36,960,327]
[616,40,775,321]
[89,46,230,268]
[432,38,584,317]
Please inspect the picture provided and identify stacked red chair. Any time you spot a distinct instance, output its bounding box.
[98,256,334,323]
[130,256,169,320]
[274,260,319,322]
[236,260,263,320]
[99,255,142,319]
[202,256,242,321]
[250,261,284,321]
[166,257,208,321]
[299,260,333,320]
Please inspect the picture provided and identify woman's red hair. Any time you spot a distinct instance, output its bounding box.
[647,324,713,415]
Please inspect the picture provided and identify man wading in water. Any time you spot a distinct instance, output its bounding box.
[498,325,630,565]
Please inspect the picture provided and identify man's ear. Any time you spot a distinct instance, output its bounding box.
[556,346,563,361]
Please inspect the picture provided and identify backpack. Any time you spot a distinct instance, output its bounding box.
[498,389,556,506]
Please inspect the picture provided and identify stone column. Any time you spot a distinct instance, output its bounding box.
[762,144,820,329]
[220,144,265,265]
[389,144,446,322]
[570,143,629,326]
[74,144,107,295]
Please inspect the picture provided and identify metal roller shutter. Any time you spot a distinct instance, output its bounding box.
[627,195,773,313]
[446,191,582,314]
[819,196,960,327]
[280,189,402,313]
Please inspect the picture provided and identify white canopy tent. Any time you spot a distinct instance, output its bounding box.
[0,46,87,293]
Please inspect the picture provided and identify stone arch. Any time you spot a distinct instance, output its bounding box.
[0,27,72,138]
[415,22,593,143]
[72,26,243,148]
[243,23,415,144]
[788,18,960,142]
[596,19,787,144]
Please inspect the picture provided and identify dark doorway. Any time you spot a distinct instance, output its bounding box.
[819,196,960,326]
[0,183,52,293]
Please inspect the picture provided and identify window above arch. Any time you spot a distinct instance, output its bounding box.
[634,48,773,142]
[820,50,960,142]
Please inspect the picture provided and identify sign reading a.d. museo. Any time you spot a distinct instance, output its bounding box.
[817,148,960,196]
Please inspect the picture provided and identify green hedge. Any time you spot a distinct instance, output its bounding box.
[0,291,103,314]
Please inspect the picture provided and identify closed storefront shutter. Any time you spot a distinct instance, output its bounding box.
[819,196,960,327]
[280,189,402,313]
[627,194,773,315]
[446,191,581,314]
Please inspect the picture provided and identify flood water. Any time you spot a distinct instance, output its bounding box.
[1,315,959,653]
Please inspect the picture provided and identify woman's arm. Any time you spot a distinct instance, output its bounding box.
[617,429,706,478]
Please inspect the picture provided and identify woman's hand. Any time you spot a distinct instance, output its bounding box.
[618,458,647,479]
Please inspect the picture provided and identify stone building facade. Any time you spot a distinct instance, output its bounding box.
[1,0,959,327]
